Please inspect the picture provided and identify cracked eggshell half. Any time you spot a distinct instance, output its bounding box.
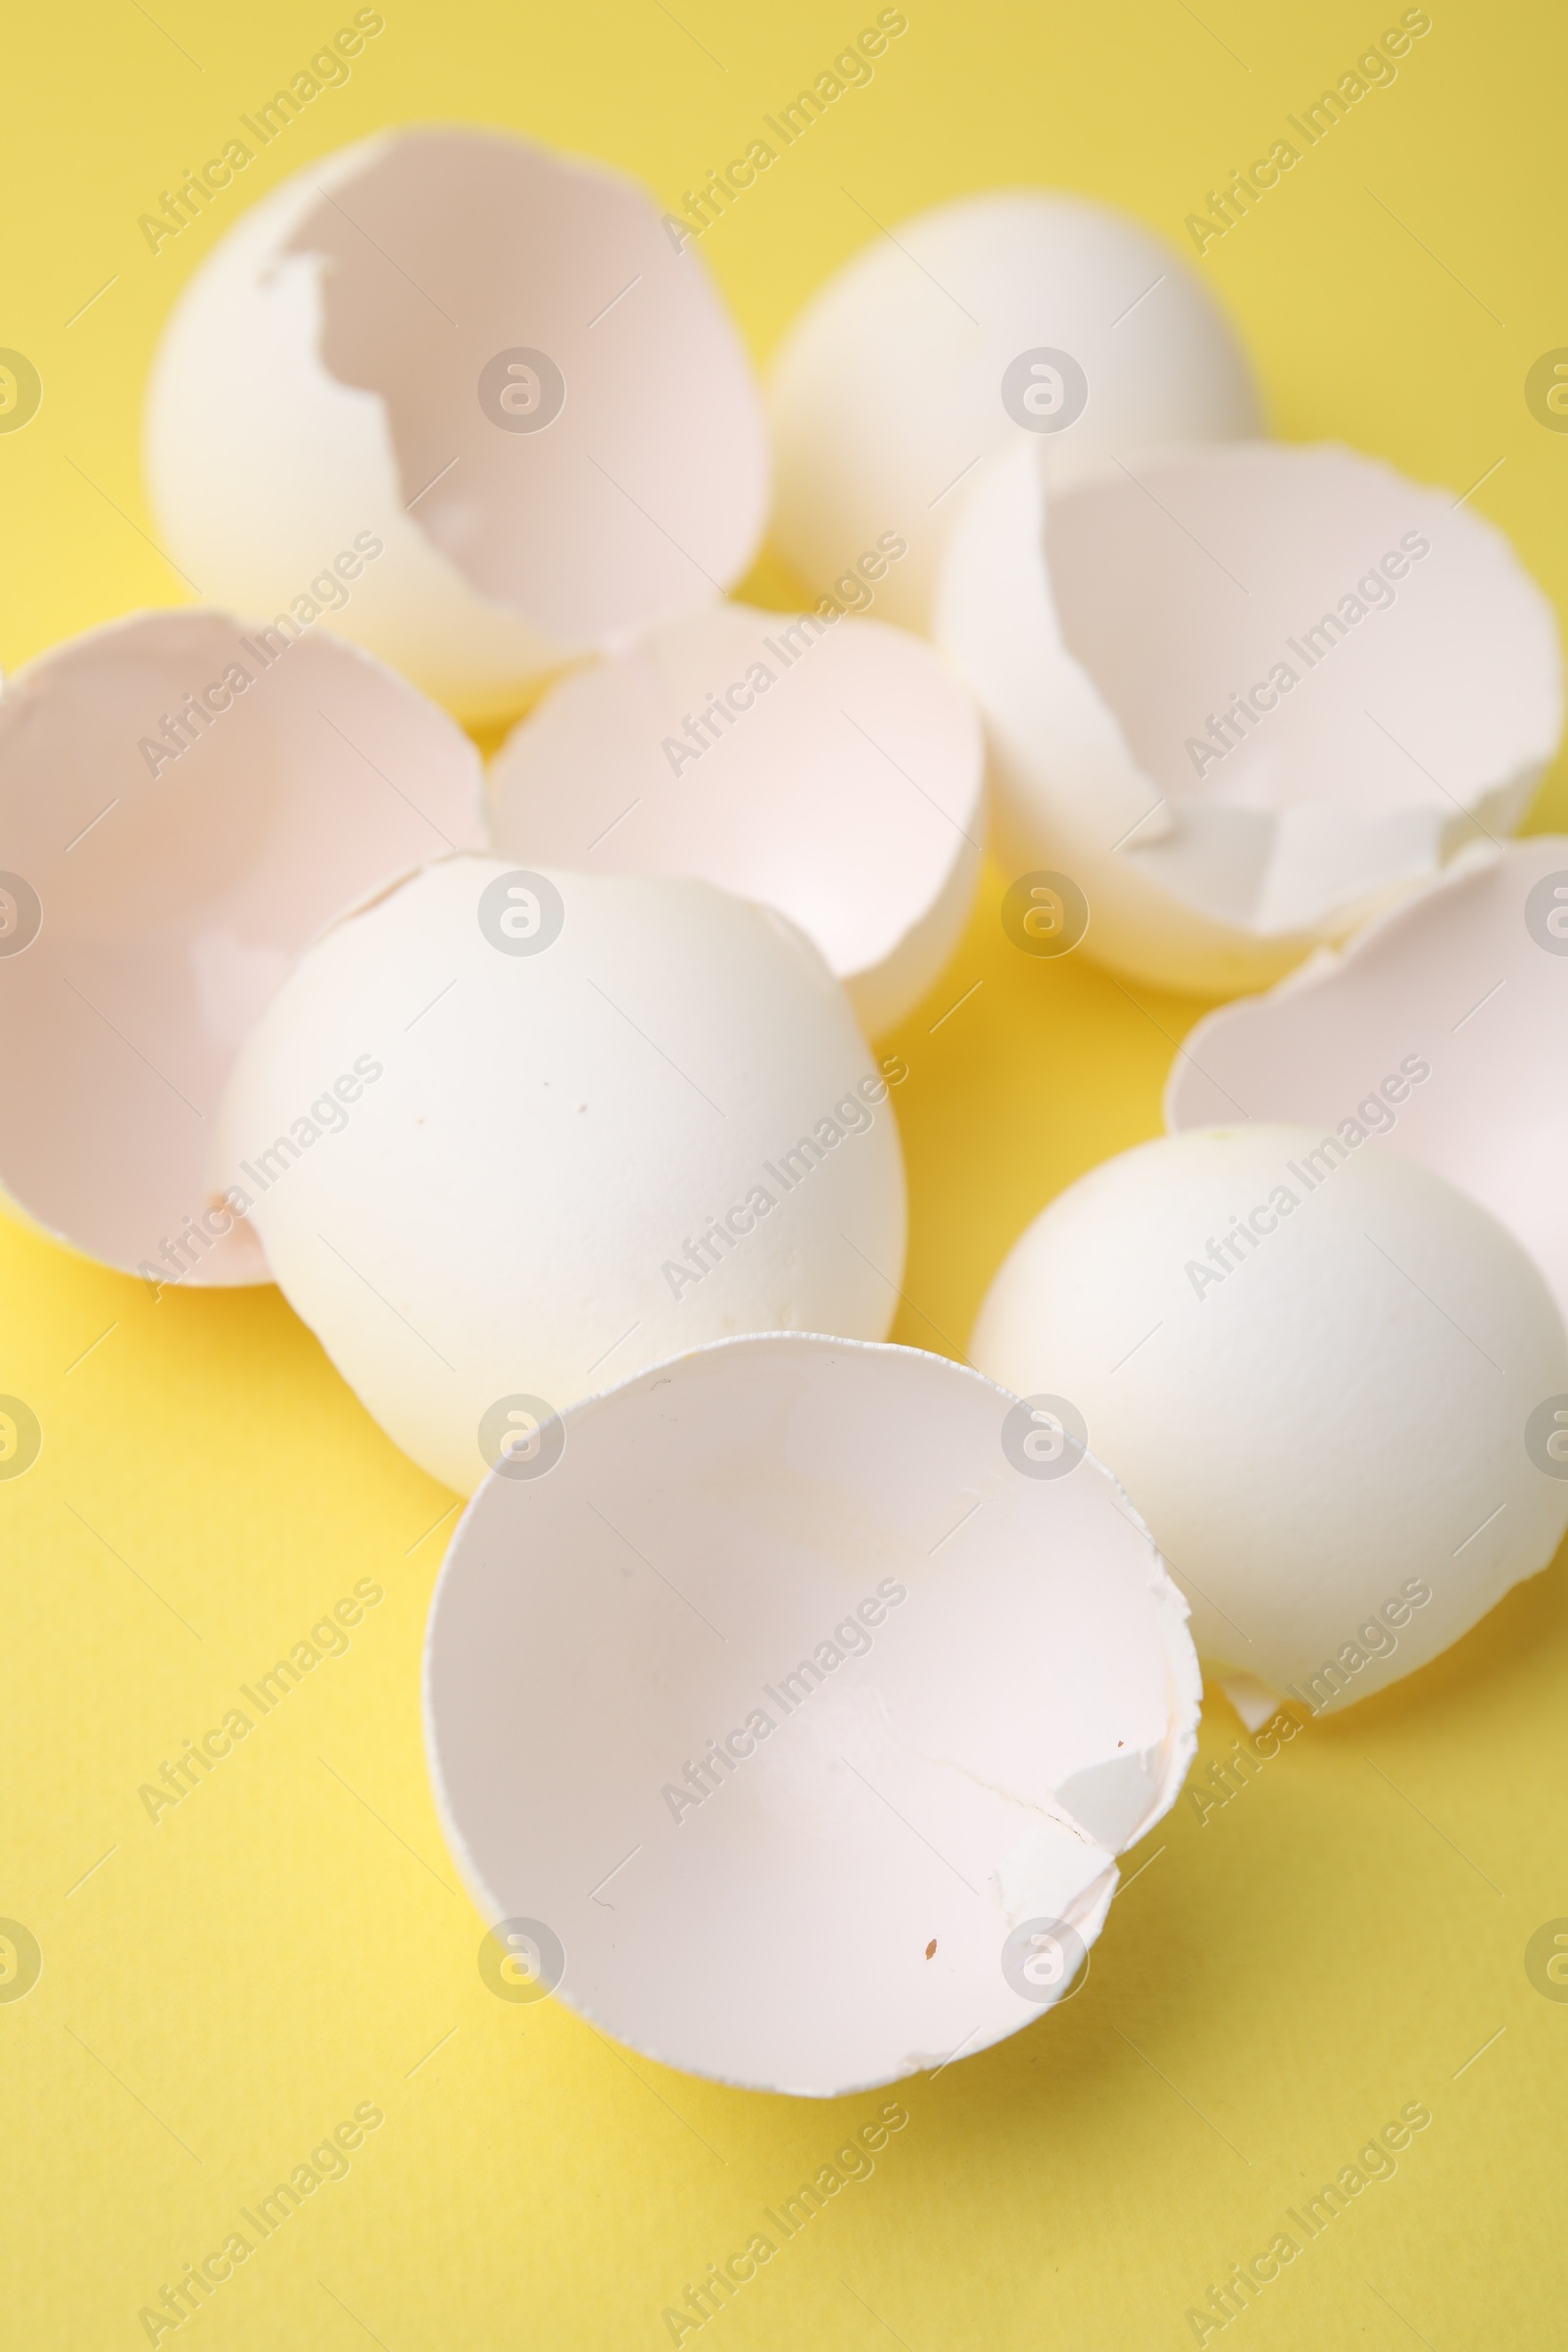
[935,441,1562,995]
[486,602,985,1036]
[144,127,769,725]
[0,610,483,1283]
[1167,837,1568,1333]
[211,860,906,1494]
[424,1332,1200,2095]
[768,190,1260,634]
[969,1127,1568,1724]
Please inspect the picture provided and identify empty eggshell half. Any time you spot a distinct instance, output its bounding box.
[969,1127,1568,1723]
[211,859,906,1492]
[424,1331,1200,2095]
[145,127,769,724]
[0,610,482,1283]
[1168,837,1568,1329]
[936,441,1562,995]
[768,190,1260,634]
[486,603,986,1035]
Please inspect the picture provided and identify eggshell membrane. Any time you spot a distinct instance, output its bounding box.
[145,128,768,724]
[486,603,985,1036]
[1168,837,1568,1328]
[969,1127,1568,1716]
[423,1332,1200,2095]
[936,440,1562,994]
[768,190,1260,634]
[212,859,906,1492]
[0,611,483,1281]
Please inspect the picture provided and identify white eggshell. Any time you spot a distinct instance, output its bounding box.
[969,1127,1568,1716]
[211,859,906,1491]
[424,1332,1200,2095]
[936,441,1562,995]
[0,611,482,1282]
[1169,837,1568,1330]
[486,602,985,1035]
[768,190,1260,634]
[144,128,768,724]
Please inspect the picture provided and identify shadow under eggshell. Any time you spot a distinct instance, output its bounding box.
[0,611,483,1282]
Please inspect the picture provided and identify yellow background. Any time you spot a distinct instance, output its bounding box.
[4,1,1567,2344]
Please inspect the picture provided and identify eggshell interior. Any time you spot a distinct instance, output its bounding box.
[212,860,907,1492]
[769,190,1260,633]
[970,1126,1568,1714]
[1168,838,1568,1328]
[424,1333,1200,2096]
[0,611,483,1281]
[145,128,768,722]
[936,440,1561,994]
[487,603,985,1035]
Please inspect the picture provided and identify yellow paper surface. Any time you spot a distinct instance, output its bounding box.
[3,2,1567,2344]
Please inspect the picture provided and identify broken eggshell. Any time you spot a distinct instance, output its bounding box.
[768,189,1261,634]
[211,858,906,1494]
[424,1332,1200,2095]
[144,127,769,725]
[0,609,483,1283]
[486,601,986,1036]
[935,441,1562,995]
[969,1127,1568,1724]
[1167,837,1568,1331]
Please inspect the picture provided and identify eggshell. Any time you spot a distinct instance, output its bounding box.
[486,602,985,1035]
[768,191,1260,634]
[1168,837,1568,1327]
[969,1127,1568,1717]
[423,1331,1200,2095]
[144,128,769,724]
[0,610,482,1283]
[211,859,906,1491]
[935,441,1562,994]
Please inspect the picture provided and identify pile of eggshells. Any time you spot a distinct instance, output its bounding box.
[4,128,1566,2097]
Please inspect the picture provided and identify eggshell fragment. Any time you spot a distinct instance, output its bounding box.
[0,611,483,1283]
[487,603,985,1035]
[970,1128,1568,1717]
[936,441,1562,994]
[212,859,906,1491]
[768,191,1260,634]
[424,1332,1200,2095]
[1169,837,1568,1328]
[145,128,769,723]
